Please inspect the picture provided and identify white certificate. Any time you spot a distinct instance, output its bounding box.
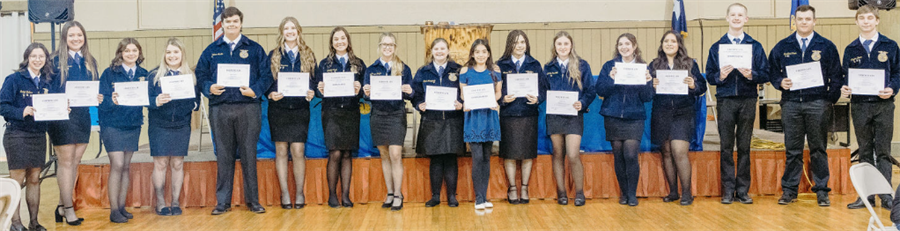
[278,72,310,97]
[506,73,539,97]
[848,68,885,96]
[216,64,250,87]
[614,62,647,85]
[32,93,69,121]
[114,81,150,106]
[65,81,99,107]
[425,86,457,111]
[159,74,196,100]
[718,44,753,70]
[655,70,689,95]
[546,90,578,116]
[323,72,355,97]
[785,62,825,91]
[463,84,497,110]
[370,76,402,100]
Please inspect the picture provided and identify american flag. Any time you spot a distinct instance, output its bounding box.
[212,0,225,41]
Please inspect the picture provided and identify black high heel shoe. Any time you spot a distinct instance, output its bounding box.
[519,184,530,204]
[327,195,340,208]
[341,197,354,208]
[574,192,586,206]
[382,193,394,208]
[391,195,404,211]
[507,186,519,204]
[557,191,568,205]
[56,206,84,226]
[663,193,680,203]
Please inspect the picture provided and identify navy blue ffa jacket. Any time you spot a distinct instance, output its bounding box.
[196,35,273,106]
[705,33,770,98]
[265,49,315,110]
[51,55,96,92]
[768,32,843,103]
[314,55,366,110]
[0,71,53,133]
[648,59,707,111]
[842,33,900,103]
[595,58,654,120]
[147,68,199,128]
[497,55,548,117]
[412,61,463,120]
[363,60,413,115]
[99,65,148,129]
[544,58,595,113]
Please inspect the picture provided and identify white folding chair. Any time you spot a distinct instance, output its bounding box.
[706,82,717,128]
[849,163,899,231]
[0,178,22,231]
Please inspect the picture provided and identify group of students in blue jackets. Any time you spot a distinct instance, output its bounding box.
[2,3,899,229]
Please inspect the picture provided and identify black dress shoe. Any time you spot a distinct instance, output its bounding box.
[57,206,84,226]
[211,203,231,215]
[574,193,586,206]
[281,203,293,209]
[249,203,266,213]
[847,197,870,209]
[120,208,133,219]
[557,197,568,205]
[341,198,354,208]
[817,193,830,207]
[9,223,26,231]
[327,196,340,208]
[663,193,680,203]
[171,206,183,215]
[736,194,753,204]
[447,195,459,207]
[619,197,628,205]
[383,193,394,208]
[721,192,734,204]
[294,203,306,209]
[777,193,796,205]
[627,197,639,206]
[425,198,440,207]
[29,223,46,231]
[391,195,404,211]
[110,210,128,223]
[680,196,694,206]
[156,207,172,216]
[883,198,893,210]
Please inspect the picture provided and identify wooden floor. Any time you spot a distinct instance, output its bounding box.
[8,177,893,231]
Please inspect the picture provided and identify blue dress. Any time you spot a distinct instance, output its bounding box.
[460,68,501,143]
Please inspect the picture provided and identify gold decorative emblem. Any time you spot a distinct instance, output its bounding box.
[448,73,457,81]
[879,51,889,62]
[239,49,249,59]
[811,50,821,61]
[359,101,371,115]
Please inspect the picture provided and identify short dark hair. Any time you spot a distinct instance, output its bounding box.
[796,5,816,18]
[222,7,243,22]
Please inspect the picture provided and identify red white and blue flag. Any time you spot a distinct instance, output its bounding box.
[212,0,225,41]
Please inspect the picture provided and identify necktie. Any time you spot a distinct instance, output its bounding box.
[168,70,180,76]
[864,39,873,54]
[33,76,40,88]
[339,57,346,69]
[127,69,134,80]
[228,42,236,52]
[800,38,808,54]
[515,60,522,72]
[438,66,444,77]
[385,63,391,74]
[288,51,296,63]
[560,63,567,76]
[73,53,82,64]
[733,38,741,44]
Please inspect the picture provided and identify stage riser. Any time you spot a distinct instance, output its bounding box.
[73,149,852,208]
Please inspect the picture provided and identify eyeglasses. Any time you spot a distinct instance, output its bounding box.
[380,43,396,47]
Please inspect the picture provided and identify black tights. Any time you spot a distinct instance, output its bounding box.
[327,150,352,203]
[612,140,640,201]
[551,134,584,198]
[429,154,458,198]
[660,140,692,198]
[8,168,40,227]
[108,151,134,218]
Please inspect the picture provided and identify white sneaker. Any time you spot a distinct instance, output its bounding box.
[475,203,486,210]
[484,202,494,208]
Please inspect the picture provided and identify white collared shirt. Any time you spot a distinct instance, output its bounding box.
[68,50,82,59]
[512,55,525,66]
[621,56,637,64]
[433,62,447,73]
[27,69,40,79]
[121,64,136,75]
[859,33,880,52]
[557,57,570,68]
[795,32,815,48]
[727,32,746,44]
[284,43,299,55]
[223,34,243,51]
[336,54,349,63]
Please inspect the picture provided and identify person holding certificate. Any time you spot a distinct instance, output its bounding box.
[99,38,148,223]
[0,43,59,231]
[146,38,199,216]
[265,17,316,210]
[649,31,707,206]
[496,30,546,205]
[544,31,594,207]
[768,5,842,207]
[704,3,770,205]
[842,5,900,210]
[195,7,271,215]
[313,26,365,208]
[458,39,502,210]
[362,32,412,211]
[595,33,654,206]
[48,21,99,226]
[412,38,464,208]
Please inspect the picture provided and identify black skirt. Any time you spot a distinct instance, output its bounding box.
[149,125,190,157]
[100,126,141,152]
[3,129,46,170]
[416,117,465,155]
[604,116,645,141]
[499,116,538,160]
[370,113,407,146]
[546,113,584,135]
[322,107,360,150]
[48,107,91,145]
[268,106,310,143]
[651,107,695,145]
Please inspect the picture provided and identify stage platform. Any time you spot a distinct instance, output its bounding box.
[72,127,853,209]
